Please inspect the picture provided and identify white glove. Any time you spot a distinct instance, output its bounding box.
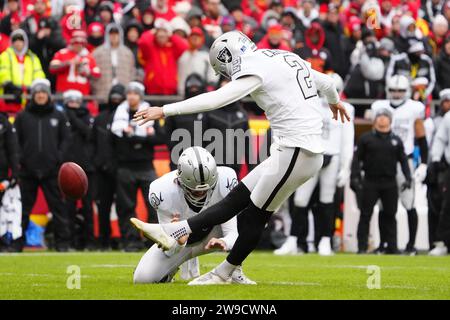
[414,163,428,183]
[336,168,350,188]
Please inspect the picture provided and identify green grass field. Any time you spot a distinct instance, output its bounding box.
[0,251,449,300]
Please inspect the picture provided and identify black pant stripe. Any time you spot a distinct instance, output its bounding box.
[261,147,301,211]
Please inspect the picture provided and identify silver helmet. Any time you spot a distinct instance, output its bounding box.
[386,74,411,107]
[177,147,218,207]
[209,31,257,79]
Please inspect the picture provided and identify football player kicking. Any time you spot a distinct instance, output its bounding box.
[370,75,428,255]
[131,31,350,285]
[133,147,255,284]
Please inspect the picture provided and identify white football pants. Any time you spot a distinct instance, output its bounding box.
[293,155,340,207]
[242,142,323,212]
[133,226,223,283]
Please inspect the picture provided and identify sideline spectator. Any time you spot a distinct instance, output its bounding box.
[0,108,19,252]
[322,3,347,77]
[427,14,449,56]
[177,27,217,96]
[435,35,450,94]
[49,30,101,96]
[202,0,225,40]
[14,79,71,252]
[229,6,258,39]
[92,24,136,102]
[123,19,144,73]
[295,22,332,73]
[86,22,105,52]
[257,23,292,51]
[111,82,162,251]
[138,18,188,95]
[152,0,177,21]
[21,0,50,36]
[93,84,126,250]
[84,0,100,26]
[62,90,96,251]
[24,16,66,81]
[296,0,319,29]
[0,0,22,36]
[0,29,45,113]
[98,1,116,27]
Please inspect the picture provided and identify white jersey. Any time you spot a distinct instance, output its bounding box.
[319,100,355,156]
[148,166,239,249]
[231,49,324,153]
[371,99,425,155]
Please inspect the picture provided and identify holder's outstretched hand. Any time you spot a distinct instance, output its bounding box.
[133,106,164,125]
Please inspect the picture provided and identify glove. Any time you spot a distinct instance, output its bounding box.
[414,163,428,183]
[401,179,412,191]
[350,176,363,194]
[336,168,350,188]
[4,82,23,104]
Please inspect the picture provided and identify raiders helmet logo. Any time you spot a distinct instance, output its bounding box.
[217,47,233,63]
[149,192,163,210]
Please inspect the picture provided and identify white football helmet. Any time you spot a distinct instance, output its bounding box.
[209,31,257,79]
[386,74,411,107]
[177,147,218,207]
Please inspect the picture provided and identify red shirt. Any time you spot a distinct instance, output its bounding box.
[50,47,100,94]
[138,32,188,95]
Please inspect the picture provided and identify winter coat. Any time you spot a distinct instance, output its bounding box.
[138,32,188,95]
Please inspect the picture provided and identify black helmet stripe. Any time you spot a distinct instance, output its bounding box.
[193,147,205,184]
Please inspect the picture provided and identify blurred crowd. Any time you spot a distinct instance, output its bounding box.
[0,0,449,254]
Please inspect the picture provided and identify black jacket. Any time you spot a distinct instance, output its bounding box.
[113,106,165,170]
[63,106,95,173]
[21,16,66,78]
[14,101,70,179]
[322,21,347,77]
[352,130,411,185]
[435,39,450,95]
[0,113,19,180]
[204,103,251,173]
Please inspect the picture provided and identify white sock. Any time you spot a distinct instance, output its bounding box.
[214,260,237,279]
[161,220,192,240]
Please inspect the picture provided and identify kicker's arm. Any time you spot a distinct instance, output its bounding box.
[163,75,262,117]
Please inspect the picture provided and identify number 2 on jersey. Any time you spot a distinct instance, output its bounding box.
[283,55,317,100]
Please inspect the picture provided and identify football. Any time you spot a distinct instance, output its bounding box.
[58,162,88,200]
